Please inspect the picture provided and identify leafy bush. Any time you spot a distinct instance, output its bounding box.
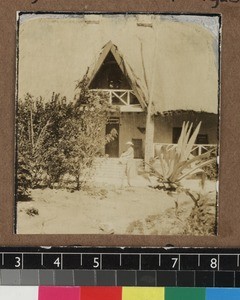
[147,122,217,229]
[16,79,117,196]
[16,152,32,198]
[202,148,218,180]
[148,121,215,191]
[26,207,39,217]
[183,192,217,235]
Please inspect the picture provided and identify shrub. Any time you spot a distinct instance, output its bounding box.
[16,79,118,195]
[148,121,215,191]
[183,193,217,235]
[16,153,32,198]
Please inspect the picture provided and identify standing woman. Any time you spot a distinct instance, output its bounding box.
[120,141,136,186]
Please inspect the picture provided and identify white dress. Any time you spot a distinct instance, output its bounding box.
[120,146,136,185]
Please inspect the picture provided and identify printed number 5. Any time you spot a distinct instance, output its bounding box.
[172,258,178,268]
[15,256,21,268]
[93,257,100,268]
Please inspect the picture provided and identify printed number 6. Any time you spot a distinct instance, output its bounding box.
[15,256,21,268]
[93,257,100,268]
[210,258,218,269]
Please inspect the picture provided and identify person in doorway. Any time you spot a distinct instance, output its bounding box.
[119,141,136,186]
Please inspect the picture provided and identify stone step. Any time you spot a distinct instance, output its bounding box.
[94,168,123,172]
[92,158,143,181]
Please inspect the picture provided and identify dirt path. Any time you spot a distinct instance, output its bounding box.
[17,180,216,235]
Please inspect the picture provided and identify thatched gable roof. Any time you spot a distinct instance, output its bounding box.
[87,40,147,109]
[19,15,219,114]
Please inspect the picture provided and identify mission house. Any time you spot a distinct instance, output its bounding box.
[85,40,218,167]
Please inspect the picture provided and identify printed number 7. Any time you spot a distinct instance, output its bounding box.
[172,258,178,269]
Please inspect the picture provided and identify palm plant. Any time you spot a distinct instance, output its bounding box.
[149,121,216,191]
[146,121,217,220]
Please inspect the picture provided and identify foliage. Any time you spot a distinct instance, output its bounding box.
[60,77,118,189]
[26,207,39,217]
[148,121,216,192]
[183,192,217,235]
[16,152,32,198]
[202,148,218,180]
[16,78,117,196]
[17,94,35,197]
[17,93,69,191]
[146,121,217,234]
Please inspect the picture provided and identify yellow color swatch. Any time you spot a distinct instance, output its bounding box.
[122,287,165,300]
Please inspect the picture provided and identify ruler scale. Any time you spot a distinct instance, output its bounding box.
[0,248,240,287]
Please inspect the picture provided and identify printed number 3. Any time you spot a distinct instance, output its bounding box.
[15,256,21,268]
[93,257,100,268]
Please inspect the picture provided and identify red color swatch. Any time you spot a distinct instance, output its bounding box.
[81,287,122,300]
[38,286,81,300]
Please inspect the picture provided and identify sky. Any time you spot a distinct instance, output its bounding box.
[17,13,220,113]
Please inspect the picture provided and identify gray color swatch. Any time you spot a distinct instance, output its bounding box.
[137,271,156,286]
[117,271,136,286]
[177,271,195,287]
[55,270,74,286]
[74,270,95,286]
[157,271,176,286]
[21,270,39,285]
[96,270,116,286]
[39,270,54,286]
[1,270,21,285]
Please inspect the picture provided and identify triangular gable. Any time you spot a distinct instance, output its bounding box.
[87,41,147,109]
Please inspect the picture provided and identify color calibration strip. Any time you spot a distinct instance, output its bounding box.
[1,287,240,300]
[0,269,239,287]
[1,248,240,288]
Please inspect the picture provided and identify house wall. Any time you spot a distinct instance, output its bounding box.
[154,112,218,144]
[119,112,146,156]
[103,111,218,158]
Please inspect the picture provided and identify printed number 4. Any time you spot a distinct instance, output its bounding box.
[54,257,61,268]
[172,258,178,268]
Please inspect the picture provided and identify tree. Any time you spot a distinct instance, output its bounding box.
[17,93,69,191]
[61,77,118,190]
[16,94,35,197]
[16,77,118,195]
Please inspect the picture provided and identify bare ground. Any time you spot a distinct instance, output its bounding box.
[17,179,217,235]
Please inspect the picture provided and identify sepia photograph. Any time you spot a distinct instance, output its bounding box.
[16,13,220,235]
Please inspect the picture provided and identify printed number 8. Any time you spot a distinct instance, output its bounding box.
[210,258,218,269]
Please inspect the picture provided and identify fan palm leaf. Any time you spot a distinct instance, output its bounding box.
[148,121,216,188]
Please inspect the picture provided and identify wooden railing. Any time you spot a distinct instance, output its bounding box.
[154,143,217,157]
[90,89,139,106]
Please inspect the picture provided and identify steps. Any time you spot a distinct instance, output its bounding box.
[92,158,143,184]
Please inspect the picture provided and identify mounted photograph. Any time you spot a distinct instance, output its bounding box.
[16,13,220,235]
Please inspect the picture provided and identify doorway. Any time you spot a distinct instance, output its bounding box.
[132,138,143,159]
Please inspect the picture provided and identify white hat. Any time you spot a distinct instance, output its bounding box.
[126,141,134,146]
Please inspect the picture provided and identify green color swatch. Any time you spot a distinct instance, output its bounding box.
[165,288,205,300]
